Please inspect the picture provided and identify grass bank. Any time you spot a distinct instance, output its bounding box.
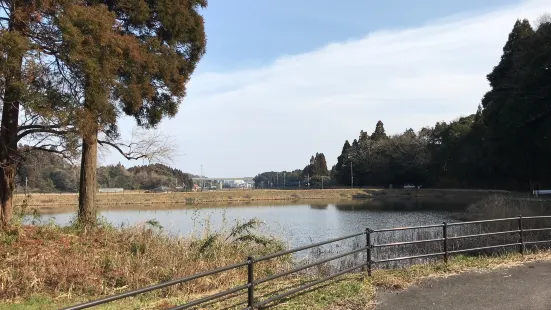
[0,220,290,308]
[14,189,366,210]
[1,220,550,310]
[15,188,508,211]
[462,194,551,221]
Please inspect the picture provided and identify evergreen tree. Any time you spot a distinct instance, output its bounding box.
[53,1,207,225]
[359,130,369,142]
[0,0,79,228]
[481,19,550,187]
[371,120,388,141]
[482,19,534,125]
[333,141,351,185]
[314,153,329,176]
[404,128,416,139]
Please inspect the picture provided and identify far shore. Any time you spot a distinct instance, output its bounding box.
[13,188,516,211]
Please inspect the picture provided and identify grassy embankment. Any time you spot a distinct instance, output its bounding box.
[3,196,551,310]
[4,193,549,309]
[14,188,510,210]
[1,221,550,310]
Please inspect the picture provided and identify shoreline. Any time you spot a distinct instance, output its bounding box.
[13,188,514,211]
[2,224,550,309]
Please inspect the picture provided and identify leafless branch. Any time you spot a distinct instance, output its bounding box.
[17,127,74,141]
[535,13,551,29]
[18,123,62,131]
[21,145,78,164]
[98,128,179,164]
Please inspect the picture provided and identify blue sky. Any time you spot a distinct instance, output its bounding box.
[104,0,549,178]
[198,0,520,72]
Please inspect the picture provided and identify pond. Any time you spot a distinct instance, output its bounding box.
[35,198,469,249]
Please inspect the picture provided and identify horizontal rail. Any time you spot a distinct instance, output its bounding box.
[523,227,551,233]
[447,230,520,240]
[373,238,443,248]
[64,215,551,310]
[373,223,444,233]
[448,243,520,254]
[447,217,519,226]
[255,232,365,262]
[522,216,551,219]
[62,261,248,310]
[255,263,366,307]
[255,246,367,285]
[169,284,248,310]
[375,252,445,263]
[524,240,551,245]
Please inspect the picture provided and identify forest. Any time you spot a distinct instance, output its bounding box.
[15,147,195,193]
[256,18,551,191]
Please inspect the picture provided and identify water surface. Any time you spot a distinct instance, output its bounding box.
[36,199,466,249]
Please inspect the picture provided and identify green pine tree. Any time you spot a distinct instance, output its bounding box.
[371,120,388,141]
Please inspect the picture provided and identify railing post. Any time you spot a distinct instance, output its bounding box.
[247,256,255,309]
[366,228,372,276]
[443,222,448,263]
[518,216,524,255]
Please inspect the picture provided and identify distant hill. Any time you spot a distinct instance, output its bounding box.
[16,147,196,193]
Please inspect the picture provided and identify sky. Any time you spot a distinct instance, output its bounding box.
[103,0,551,178]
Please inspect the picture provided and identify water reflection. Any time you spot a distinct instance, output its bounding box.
[334,199,468,212]
[35,199,467,250]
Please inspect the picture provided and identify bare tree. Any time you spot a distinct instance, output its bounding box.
[535,13,551,29]
[98,127,179,165]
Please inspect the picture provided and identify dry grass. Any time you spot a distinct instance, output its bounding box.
[13,189,367,210]
[462,194,551,221]
[370,251,551,290]
[13,188,505,211]
[4,250,550,310]
[0,220,289,304]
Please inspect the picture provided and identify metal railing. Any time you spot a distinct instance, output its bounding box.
[64,215,551,310]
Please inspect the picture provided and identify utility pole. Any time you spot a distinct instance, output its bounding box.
[350,161,354,188]
[276,173,279,189]
[283,172,286,190]
[25,177,28,195]
[348,155,353,188]
[200,164,203,192]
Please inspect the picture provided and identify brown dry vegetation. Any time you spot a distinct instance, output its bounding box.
[14,189,367,210]
[0,221,289,303]
[463,194,551,221]
[2,224,550,310]
[13,188,508,211]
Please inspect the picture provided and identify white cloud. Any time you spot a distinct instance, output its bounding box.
[108,0,551,177]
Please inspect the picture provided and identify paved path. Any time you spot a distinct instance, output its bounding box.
[375,261,551,310]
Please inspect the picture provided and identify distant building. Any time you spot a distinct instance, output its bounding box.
[99,188,124,193]
[150,186,171,193]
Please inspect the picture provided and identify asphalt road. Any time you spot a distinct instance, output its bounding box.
[375,261,551,310]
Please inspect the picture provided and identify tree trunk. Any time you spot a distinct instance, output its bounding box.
[78,127,99,226]
[0,19,25,229]
[0,166,17,229]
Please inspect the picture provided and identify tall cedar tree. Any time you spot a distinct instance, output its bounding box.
[303,153,329,178]
[333,140,351,185]
[56,0,206,225]
[371,120,387,141]
[481,19,537,186]
[0,0,79,228]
